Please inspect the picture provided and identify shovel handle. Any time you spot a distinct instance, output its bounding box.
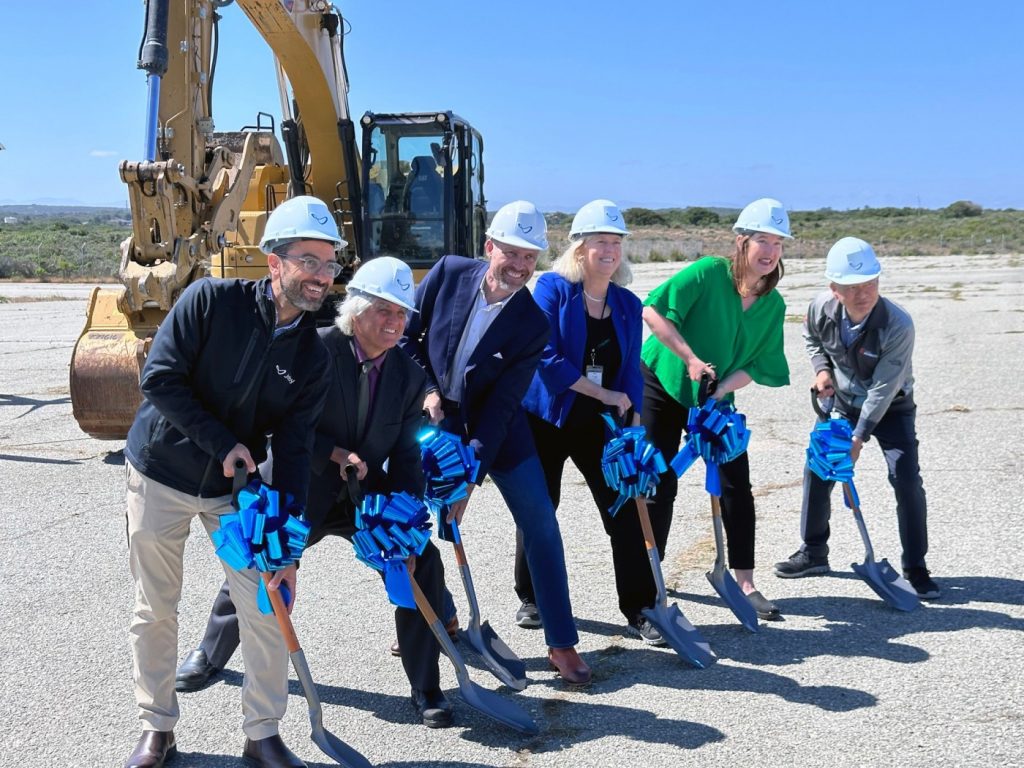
[635,496,657,552]
[409,571,441,625]
[261,572,301,654]
[231,458,248,510]
[810,386,835,421]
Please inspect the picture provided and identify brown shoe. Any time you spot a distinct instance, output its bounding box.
[547,646,591,686]
[242,734,306,768]
[124,730,176,768]
[391,615,459,656]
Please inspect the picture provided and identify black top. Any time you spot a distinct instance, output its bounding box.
[566,313,621,429]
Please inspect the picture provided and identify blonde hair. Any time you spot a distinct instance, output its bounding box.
[550,236,633,286]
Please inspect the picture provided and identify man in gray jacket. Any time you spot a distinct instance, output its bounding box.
[774,237,938,599]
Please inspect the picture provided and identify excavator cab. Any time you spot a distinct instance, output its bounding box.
[360,112,486,270]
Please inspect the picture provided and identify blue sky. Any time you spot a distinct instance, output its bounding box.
[1,1,1021,212]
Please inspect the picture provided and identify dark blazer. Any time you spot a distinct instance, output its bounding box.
[401,255,550,477]
[523,271,644,428]
[305,326,428,529]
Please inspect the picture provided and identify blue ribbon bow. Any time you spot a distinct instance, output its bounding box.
[806,417,860,507]
[351,491,433,609]
[419,428,480,540]
[599,412,668,517]
[670,399,751,496]
[212,483,310,614]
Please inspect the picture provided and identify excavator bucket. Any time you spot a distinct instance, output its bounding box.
[70,288,160,440]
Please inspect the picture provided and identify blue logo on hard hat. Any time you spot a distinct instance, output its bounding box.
[397,277,410,291]
[772,215,784,225]
[519,224,533,234]
[311,212,329,225]
[848,257,863,270]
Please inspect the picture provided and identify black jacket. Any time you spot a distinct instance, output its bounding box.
[125,276,329,500]
[305,327,428,529]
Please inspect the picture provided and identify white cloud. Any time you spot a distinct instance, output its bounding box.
[89,149,118,158]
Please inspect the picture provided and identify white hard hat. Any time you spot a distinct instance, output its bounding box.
[825,237,882,285]
[732,198,793,239]
[347,256,417,312]
[569,199,630,240]
[259,195,348,254]
[486,200,548,251]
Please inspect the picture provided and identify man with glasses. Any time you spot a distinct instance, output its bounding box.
[122,196,340,768]
[401,200,591,686]
[774,237,938,600]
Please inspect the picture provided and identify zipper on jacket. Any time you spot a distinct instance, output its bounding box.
[231,330,261,386]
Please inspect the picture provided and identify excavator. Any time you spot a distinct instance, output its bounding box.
[70,0,487,440]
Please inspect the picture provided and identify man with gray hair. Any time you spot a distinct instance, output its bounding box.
[774,237,938,599]
[177,257,456,728]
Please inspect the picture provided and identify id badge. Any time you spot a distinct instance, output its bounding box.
[585,365,604,386]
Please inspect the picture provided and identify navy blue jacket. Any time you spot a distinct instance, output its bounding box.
[523,271,644,427]
[400,255,549,478]
[125,276,329,500]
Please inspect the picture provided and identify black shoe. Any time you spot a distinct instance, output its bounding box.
[745,590,782,620]
[242,734,306,767]
[774,550,830,578]
[175,648,220,692]
[124,730,176,768]
[627,615,666,646]
[903,567,940,600]
[411,688,454,728]
[515,600,541,628]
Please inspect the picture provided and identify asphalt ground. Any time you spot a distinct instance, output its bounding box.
[0,253,1022,767]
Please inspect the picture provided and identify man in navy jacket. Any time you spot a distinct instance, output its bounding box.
[401,200,591,685]
[122,196,338,768]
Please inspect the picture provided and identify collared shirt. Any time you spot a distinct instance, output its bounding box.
[265,283,303,338]
[443,278,515,402]
[351,336,387,411]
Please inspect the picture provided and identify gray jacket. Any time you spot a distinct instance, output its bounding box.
[803,290,915,440]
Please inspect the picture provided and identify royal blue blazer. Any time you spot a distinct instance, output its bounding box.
[523,271,644,428]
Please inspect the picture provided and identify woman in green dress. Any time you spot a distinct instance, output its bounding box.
[639,198,792,620]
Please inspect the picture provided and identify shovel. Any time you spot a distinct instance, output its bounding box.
[809,392,920,612]
[696,375,759,632]
[408,572,539,735]
[635,497,716,668]
[705,495,760,632]
[231,462,374,768]
[450,520,528,690]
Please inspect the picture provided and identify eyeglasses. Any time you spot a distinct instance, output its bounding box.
[277,252,345,278]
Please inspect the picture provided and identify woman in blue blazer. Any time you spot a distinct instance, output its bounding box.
[518,200,663,645]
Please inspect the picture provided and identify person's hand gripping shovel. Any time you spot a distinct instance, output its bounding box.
[599,413,715,668]
[808,390,920,612]
[419,427,527,690]
[693,374,760,632]
[351,490,538,735]
[213,459,373,768]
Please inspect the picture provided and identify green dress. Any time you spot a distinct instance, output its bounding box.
[641,256,790,407]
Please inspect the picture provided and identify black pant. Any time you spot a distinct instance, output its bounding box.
[640,364,757,570]
[514,411,656,621]
[199,504,446,692]
[801,401,928,571]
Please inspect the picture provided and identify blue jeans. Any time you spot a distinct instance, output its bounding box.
[801,402,929,571]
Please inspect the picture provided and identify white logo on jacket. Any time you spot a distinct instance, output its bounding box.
[276,365,295,384]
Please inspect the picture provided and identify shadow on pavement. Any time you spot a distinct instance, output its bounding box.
[0,393,71,417]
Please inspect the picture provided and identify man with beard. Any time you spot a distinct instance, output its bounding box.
[401,201,591,685]
[121,195,339,768]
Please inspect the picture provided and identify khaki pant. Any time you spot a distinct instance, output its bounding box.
[126,463,287,739]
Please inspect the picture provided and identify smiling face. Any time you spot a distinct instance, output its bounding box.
[743,232,785,279]
[351,296,409,357]
[484,238,540,296]
[269,239,337,314]
[578,234,623,282]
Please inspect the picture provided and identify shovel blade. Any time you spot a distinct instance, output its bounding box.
[642,604,716,669]
[705,567,760,633]
[458,678,539,735]
[461,622,528,691]
[310,726,374,768]
[852,558,920,612]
